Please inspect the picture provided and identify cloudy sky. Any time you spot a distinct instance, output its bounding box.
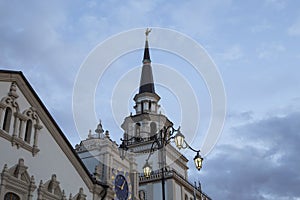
[1,0,300,199]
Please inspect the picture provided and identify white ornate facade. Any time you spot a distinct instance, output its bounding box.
[0,71,107,200]
[75,124,139,200]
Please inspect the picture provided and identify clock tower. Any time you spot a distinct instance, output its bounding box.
[76,30,212,200]
[121,31,176,173]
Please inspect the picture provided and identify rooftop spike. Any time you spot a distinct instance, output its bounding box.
[139,28,155,94]
[143,28,152,63]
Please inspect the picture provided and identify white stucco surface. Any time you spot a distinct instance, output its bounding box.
[0,81,92,199]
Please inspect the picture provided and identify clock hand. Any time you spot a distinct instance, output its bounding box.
[121,180,126,190]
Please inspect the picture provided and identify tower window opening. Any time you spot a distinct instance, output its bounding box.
[135,123,141,137]
[150,122,157,136]
[141,101,144,113]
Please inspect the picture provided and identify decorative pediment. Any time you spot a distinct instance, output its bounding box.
[46,175,62,195]
[7,158,31,183]
[22,106,41,124]
[0,82,20,111]
[69,188,86,200]
[0,158,36,200]
[37,174,66,200]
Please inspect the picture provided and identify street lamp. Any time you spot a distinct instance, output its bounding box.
[143,160,152,178]
[140,128,204,173]
[119,125,203,200]
[174,128,185,149]
[194,151,203,171]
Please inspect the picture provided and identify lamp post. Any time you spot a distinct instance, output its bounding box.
[119,126,203,200]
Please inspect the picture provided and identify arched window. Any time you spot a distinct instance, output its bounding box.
[24,119,32,143]
[4,192,20,200]
[135,123,141,137]
[141,101,144,113]
[184,194,188,200]
[2,107,12,132]
[150,122,157,136]
[139,190,146,200]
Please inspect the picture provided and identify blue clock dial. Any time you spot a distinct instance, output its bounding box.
[114,174,129,200]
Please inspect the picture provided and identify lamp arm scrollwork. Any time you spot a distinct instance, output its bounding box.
[145,139,159,162]
[164,126,181,143]
[144,125,181,162]
[120,136,144,143]
[119,125,204,173]
[182,140,201,153]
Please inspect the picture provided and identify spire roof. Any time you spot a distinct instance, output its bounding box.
[139,28,155,94]
[143,39,151,63]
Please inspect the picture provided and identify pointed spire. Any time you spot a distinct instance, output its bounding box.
[139,28,155,94]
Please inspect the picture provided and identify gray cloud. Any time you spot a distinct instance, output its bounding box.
[199,111,300,200]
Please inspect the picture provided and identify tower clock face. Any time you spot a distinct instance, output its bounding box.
[114,174,129,200]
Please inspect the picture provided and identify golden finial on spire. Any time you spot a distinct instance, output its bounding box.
[145,28,152,40]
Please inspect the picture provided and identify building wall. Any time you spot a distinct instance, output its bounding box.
[0,79,99,199]
[0,139,92,199]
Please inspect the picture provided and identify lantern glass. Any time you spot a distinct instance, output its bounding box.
[143,161,152,178]
[194,152,203,170]
[174,130,185,150]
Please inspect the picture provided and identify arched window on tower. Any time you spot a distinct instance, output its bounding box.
[135,123,141,137]
[24,119,32,143]
[149,101,152,111]
[141,101,144,113]
[4,192,20,200]
[2,107,12,133]
[150,122,157,136]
